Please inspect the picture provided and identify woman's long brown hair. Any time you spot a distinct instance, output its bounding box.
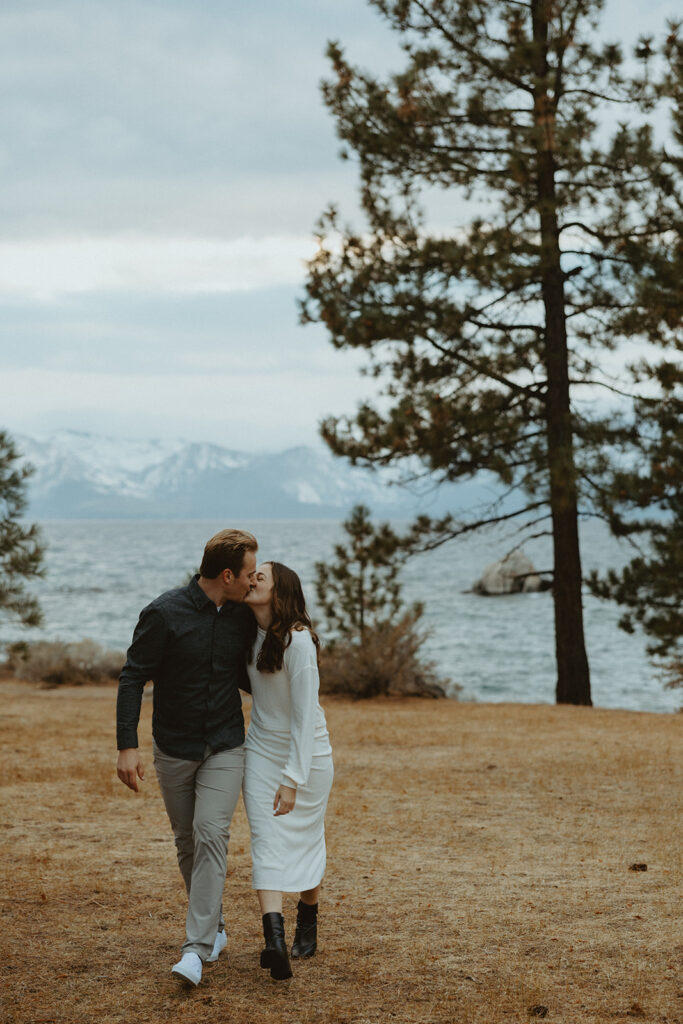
[254,561,320,673]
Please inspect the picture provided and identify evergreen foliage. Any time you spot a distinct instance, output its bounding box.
[0,431,44,629]
[314,503,450,697]
[314,503,417,640]
[303,0,683,705]
[588,367,683,688]
[588,30,683,689]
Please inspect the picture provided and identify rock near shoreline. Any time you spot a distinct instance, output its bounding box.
[471,548,553,596]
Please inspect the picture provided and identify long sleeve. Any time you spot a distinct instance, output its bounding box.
[116,604,168,750]
[281,632,320,789]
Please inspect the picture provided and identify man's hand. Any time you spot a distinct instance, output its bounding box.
[117,748,145,792]
[273,784,296,816]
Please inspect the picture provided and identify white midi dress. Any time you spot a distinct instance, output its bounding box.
[243,627,333,892]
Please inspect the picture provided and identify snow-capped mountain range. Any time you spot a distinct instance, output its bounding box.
[16,430,491,519]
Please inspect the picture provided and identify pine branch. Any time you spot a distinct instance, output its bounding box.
[424,330,545,397]
[412,500,549,553]
[409,0,536,93]
[560,220,666,241]
[561,249,635,266]
[552,1,584,106]
[465,316,545,332]
[560,88,637,104]
[568,378,639,399]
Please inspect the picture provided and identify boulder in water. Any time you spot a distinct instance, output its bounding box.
[471,548,552,596]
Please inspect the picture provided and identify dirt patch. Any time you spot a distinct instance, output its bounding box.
[1,681,681,1024]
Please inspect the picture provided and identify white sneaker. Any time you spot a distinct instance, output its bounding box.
[171,951,202,986]
[206,929,227,963]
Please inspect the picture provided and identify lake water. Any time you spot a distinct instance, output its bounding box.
[2,518,679,713]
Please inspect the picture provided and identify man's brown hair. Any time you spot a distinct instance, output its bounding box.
[199,529,258,579]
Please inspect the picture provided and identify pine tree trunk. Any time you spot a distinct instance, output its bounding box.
[532,1,592,705]
[543,261,592,705]
[358,562,365,642]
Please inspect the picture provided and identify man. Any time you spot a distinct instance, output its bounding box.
[116,528,257,987]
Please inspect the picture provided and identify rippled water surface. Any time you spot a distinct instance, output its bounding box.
[3,518,678,713]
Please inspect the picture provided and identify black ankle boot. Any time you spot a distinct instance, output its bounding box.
[291,900,317,959]
[260,912,293,979]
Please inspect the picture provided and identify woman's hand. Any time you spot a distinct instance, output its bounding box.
[273,784,296,816]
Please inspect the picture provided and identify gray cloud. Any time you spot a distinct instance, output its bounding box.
[1,0,673,238]
[0,0,678,450]
[0,0,398,237]
[0,286,336,374]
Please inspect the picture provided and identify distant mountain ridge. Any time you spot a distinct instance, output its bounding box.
[16,430,496,519]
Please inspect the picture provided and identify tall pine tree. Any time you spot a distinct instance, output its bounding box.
[587,27,683,687]
[303,0,681,705]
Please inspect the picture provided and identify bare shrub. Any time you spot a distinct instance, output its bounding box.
[5,638,125,687]
[319,611,456,699]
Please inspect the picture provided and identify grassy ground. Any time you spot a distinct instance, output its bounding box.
[0,680,680,1024]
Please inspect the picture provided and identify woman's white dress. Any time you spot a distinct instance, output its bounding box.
[243,627,333,892]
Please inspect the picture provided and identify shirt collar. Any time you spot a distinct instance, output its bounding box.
[189,574,240,614]
[189,574,214,611]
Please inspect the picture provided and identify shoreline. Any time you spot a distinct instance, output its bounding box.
[1,673,680,716]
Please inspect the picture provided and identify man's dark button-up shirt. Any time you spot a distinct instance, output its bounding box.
[116,575,253,759]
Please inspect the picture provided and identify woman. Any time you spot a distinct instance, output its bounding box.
[243,561,334,980]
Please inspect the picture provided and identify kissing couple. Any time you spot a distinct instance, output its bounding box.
[116,528,334,984]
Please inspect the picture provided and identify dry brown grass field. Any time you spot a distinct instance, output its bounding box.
[1,679,681,1024]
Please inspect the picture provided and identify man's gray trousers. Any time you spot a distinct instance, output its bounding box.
[153,741,245,960]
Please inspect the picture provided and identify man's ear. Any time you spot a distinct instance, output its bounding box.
[223,568,234,583]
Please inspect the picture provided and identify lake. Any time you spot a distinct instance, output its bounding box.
[2,518,678,713]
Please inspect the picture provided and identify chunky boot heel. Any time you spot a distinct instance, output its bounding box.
[260,912,292,980]
[291,899,317,959]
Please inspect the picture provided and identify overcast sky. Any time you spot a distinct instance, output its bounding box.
[0,0,678,451]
